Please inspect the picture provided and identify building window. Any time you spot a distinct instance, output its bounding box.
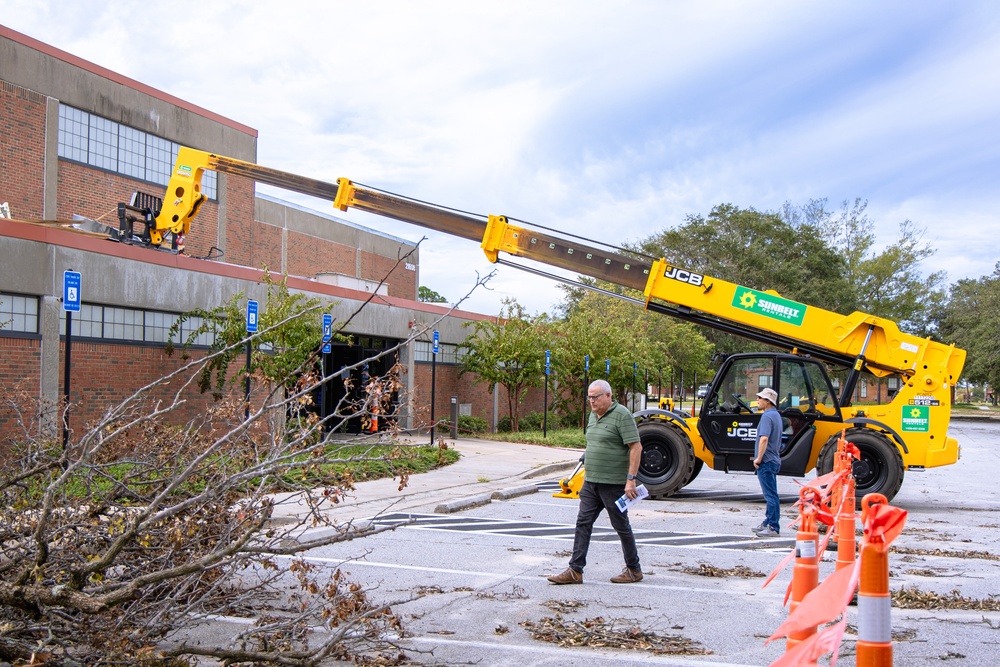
[0,293,39,334]
[60,304,215,347]
[758,374,773,390]
[887,377,900,390]
[57,104,218,199]
[860,382,868,398]
[414,340,466,364]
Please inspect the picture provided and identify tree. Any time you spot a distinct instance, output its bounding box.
[418,285,448,303]
[634,203,851,355]
[807,198,946,334]
[460,299,549,431]
[167,271,333,399]
[937,265,1000,394]
[550,289,713,424]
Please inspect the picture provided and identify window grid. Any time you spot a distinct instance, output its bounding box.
[88,115,119,171]
[119,126,146,179]
[59,305,215,347]
[414,340,466,364]
[57,105,88,163]
[0,293,40,334]
[58,104,217,199]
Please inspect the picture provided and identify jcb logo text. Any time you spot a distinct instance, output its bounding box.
[663,266,704,287]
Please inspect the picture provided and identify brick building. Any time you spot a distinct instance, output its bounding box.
[0,25,546,442]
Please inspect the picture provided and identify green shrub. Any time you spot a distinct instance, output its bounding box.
[437,414,490,434]
[497,415,512,433]
[518,411,545,431]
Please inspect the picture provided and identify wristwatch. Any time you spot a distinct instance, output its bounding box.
[626,474,636,480]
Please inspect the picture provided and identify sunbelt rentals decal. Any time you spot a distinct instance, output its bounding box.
[733,286,807,326]
[902,405,930,432]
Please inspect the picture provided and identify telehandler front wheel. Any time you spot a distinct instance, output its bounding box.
[817,428,904,504]
[636,421,695,499]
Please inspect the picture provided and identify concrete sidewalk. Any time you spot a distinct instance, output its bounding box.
[268,436,583,526]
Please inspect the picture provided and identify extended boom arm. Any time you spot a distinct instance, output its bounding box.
[155,147,965,393]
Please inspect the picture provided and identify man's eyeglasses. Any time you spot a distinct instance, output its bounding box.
[587,394,605,400]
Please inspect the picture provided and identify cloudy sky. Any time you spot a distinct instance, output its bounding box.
[4,1,999,316]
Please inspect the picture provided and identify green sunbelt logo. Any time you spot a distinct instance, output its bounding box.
[902,405,930,432]
[732,287,806,326]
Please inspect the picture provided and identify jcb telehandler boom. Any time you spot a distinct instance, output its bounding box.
[150,147,966,502]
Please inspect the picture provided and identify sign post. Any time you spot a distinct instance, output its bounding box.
[583,354,590,433]
[62,270,81,450]
[430,331,439,443]
[543,349,551,437]
[321,313,333,429]
[245,300,258,419]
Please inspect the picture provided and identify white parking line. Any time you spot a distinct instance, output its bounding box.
[405,635,761,666]
[272,554,773,597]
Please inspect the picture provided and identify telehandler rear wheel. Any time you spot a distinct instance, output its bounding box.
[636,421,696,498]
[817,427,904,505]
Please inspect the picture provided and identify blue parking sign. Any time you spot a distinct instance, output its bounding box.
[322,313,333,342]
[246,300,259,333]
[63,271,81,312]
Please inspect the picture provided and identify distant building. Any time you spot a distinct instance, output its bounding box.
[0,25,541,440]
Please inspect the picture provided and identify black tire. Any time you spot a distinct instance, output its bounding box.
[817,428,904,504]
[636,421,696,498]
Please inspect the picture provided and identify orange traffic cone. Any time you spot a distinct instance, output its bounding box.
[835,476,857,571]
[787,489,821,651]
[856,493,893,667]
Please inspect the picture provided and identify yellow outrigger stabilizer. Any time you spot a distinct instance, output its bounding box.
[553,454,585,499]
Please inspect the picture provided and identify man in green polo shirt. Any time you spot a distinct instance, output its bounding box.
[548,379,643,585]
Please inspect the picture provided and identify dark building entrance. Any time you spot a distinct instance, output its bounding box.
[321,336,399,434]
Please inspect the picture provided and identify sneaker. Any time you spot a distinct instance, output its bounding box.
[610,567,643,583]
[755,526,780,538]
[751,522,767,533]
[547,567,583,585]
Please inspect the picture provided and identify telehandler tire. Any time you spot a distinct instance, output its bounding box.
[636,421,696,498]
[817,427,904,505]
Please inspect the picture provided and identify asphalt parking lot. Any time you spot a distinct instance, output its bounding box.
[279,419,1000,666]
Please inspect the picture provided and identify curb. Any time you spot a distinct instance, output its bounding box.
[435,481,546,513]
[435,492,494,514]
[491,483,539,500]
[524,460,579,479]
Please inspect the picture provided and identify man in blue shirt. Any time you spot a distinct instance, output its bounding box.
[752,387,784,537]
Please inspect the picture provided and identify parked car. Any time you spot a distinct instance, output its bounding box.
[696,384,710,399]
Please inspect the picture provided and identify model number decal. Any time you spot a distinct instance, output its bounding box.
[663,266,704,286]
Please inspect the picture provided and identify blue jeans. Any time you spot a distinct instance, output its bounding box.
[756,460,781,533]
[569,481,640,572]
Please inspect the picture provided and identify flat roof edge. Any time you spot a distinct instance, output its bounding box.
[1,24,258,137]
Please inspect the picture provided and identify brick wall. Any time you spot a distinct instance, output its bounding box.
[0,337,41,441]
[0,81,46,219]
[285,230,358,283]
[248,219,283,273]
[411,362,549,431]
[359,252,417,300]
[221,175,255,266]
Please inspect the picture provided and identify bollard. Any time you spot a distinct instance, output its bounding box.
[857,493,892,667]
[787,488,821,651]
[449,395,459,439]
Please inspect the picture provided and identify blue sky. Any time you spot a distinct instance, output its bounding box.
[3,1,999,316]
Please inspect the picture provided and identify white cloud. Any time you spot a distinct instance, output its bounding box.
[3,0,999,315]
